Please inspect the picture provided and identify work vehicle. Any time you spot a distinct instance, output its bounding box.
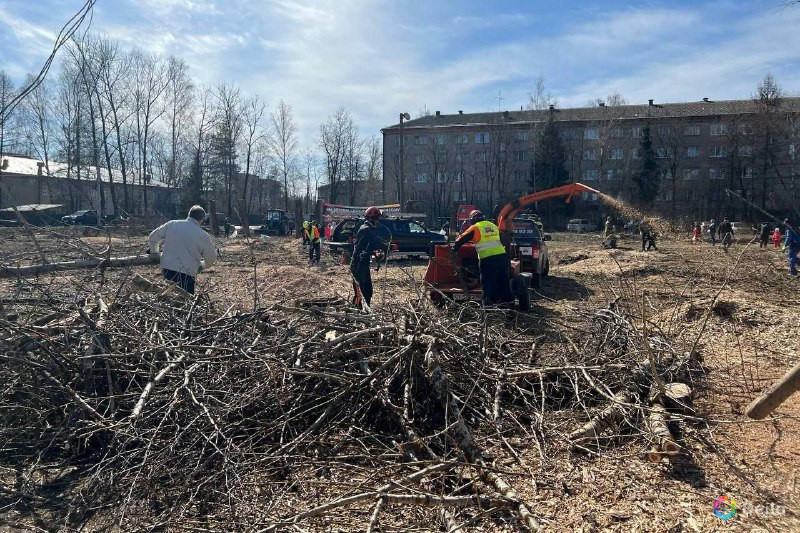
[62,210,98,225]
[256,209,288,236]
[326,216,446,258]
[424,183,600,310]
[509,218,550,287]
[567,218,593,233]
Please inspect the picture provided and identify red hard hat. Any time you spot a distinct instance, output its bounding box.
[365,206,382,219]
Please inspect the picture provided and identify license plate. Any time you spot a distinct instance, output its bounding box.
[452,292,478,301]
[520,246,532,256]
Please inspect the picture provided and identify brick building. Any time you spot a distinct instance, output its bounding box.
[381,97,800,227]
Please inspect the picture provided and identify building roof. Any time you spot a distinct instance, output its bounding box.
[0,155,169,187]
[382,97,800,131]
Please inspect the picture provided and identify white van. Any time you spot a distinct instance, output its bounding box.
[567,219,593,233]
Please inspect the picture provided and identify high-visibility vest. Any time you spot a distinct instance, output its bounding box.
[467,220,506,260]
[308,225,320,242]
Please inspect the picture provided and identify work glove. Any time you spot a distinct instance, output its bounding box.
[197,265,204,274]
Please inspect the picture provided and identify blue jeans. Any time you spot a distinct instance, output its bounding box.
[163,269,196,294]
[789,245,799,275]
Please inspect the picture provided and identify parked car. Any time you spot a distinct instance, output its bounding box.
[61,210,98,225]
[327,217,446,258]
[566,218,593,233]
[509,219,550,288]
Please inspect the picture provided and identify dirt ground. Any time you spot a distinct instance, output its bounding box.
[1,225,799,531]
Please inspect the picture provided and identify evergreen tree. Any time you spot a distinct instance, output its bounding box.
[633,123,659,205]
[183,147,204,208]
[530,118,569,190]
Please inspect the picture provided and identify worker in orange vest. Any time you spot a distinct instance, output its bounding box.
[452,209,514,306]
[306,221,321,264]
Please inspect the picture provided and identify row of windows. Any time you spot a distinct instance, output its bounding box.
[582,166,753,181]
[560,122,754,141]
[401,131,530,147]
[577,145,754,161]
[414,169,531,183]
[414,151,530,164]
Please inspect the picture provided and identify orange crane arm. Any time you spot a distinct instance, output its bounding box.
[496,182,602,232]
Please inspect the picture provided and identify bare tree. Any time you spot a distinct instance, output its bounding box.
[319,107,351,204]
[268,100,298,212]
[20,75,53,175]
[239,95,266,234]
[211,83,242,216]
[164,57,194,190]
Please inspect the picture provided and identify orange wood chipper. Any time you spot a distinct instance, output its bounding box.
[424,183,602,310]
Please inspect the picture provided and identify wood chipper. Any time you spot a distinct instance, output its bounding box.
[424,183,602,310]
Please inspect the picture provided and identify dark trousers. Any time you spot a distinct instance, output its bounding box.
[646,236,657,251]
[163,269,195,294]
[641,232,647,251]
[480,253,513,305]
[760,235,769,248]
[352,261,373,306]
[309,241,320,263]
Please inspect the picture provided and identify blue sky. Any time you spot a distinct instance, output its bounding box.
[2,0,799,147]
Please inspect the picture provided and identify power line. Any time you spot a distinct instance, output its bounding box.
[1,0,96,119]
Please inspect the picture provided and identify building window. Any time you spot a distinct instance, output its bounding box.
[515,131,529,142]
[434,135,446,145]
[454,171,463,183]
[414,135,428,145]
[611,127,624,139]
[631,126,643,138]
[790,144,796,158]
[631,148,641,160]
[415,172,427,182]
[741,167,753,179]
[513,169,526,181]
[514,150,529,162]
[658,125,672,135]
[709,168,728,180]
[453,190,466,201]
[583,169,599,180]
[394,137,402,146]
[476,152,487,162]
[584,149,598,160]
[605,169,616,180]
[710,145,727,158]
[559,129,576,140]
[740,123,754,135]
[738,145,754,157]
[455,152,465,163]
[683,168,700,180]
[659,169,673,180]
[610,148,624,160]
[436,171,446,183]
[475,132,490,144]
[475,191,487,201]
[455,134,469,144]
[415,155,426,165]
[656,147,669,159]
[710,123,729,136]
[584,128,599,140]
[684,125,701,136]
[687,146,700,158]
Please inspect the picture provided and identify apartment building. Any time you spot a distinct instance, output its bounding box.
[381,97,800,226]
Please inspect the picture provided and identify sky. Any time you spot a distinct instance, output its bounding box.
[2,0,800,148]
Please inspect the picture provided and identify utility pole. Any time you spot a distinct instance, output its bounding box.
[398,112,410,210]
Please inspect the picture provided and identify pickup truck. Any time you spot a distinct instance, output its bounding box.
[327,217,446,258]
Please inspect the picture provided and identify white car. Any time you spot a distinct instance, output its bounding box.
[567,219,593,233]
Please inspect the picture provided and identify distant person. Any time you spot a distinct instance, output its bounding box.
[302,221,310,246]
[759,223,770,248]
[604,216,613,238]
[223,217,231,238]
[692,222,701,244]
[645,230,658,251]
[307,221,321,265]
[785,219,799,275]
[287,219,295,236]
[441,219,450,237]
[639,221,649,252]
[148,205,217,294]
[718,218,734,252]
[707,219,717,246]
[772,227,782,248]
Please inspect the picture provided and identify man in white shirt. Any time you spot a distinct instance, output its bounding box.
[148,205,217,294]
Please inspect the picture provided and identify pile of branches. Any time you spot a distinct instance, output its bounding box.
[0,277,703,531]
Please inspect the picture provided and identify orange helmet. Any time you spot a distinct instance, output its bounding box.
[365,206,382,220]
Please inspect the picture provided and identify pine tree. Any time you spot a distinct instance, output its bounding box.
[633,123,659,205]
[530,118,569,191]
[183,147,204,209]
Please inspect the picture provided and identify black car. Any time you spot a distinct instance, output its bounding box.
[508,219,549,288]
[61,210,98,225]
[327,217,446,258]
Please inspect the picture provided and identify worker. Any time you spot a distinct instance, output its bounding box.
[719,218,734,252]
[708,219,717,246]
[148,205,217,294]
[604,216,613,238]
[301,220,311,246]
[452,209,514,306]
[308,220,321,264]
[351,206,388,308]
[785,219,799,275]
[639,220,649,252]
[773,227,782,248]
[759,223,770,248]
[692,222,701,244]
